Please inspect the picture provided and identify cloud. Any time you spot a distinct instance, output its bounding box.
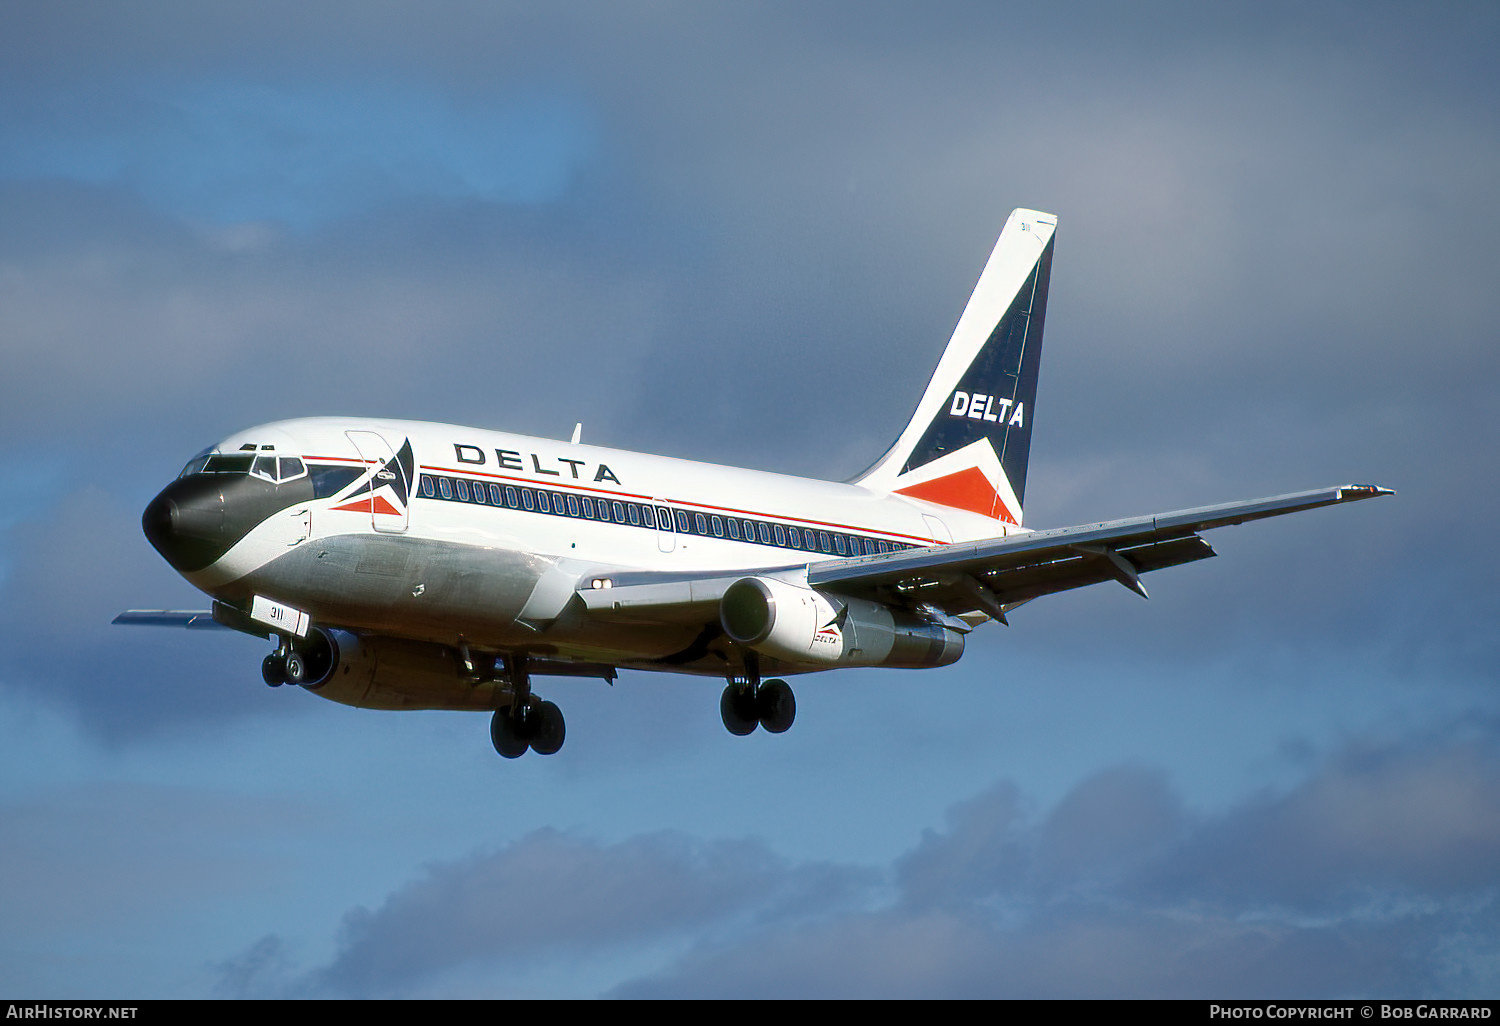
[278,828,875,997]
[621,731,1500,997]
[1150,726,1500,910]
[232,722,1500,998]
[2,1,1496,999]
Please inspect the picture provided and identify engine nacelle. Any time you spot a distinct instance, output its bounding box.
[719,576,965,670]
[292,628,504,711]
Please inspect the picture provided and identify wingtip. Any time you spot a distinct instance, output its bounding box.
[1339,484,1396,500]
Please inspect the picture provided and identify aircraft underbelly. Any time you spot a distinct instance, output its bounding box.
[230,535,541,644]
[227,534,705,660]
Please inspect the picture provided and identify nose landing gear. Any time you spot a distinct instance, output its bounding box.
[260,632,334,688]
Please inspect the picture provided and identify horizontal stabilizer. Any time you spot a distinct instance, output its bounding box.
[113,610,229,630]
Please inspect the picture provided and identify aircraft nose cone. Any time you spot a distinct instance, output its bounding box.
[142,480,228,573]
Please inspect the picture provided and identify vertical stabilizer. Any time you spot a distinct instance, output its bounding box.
[856,209,1055,527]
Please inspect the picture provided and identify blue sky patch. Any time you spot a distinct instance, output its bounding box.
[0,78,597,228]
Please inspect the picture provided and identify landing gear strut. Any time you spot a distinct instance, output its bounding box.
[489,654,567,759]
[720,664,796,736]
[262,636,293,687]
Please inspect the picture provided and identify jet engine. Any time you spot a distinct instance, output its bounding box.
[284,628,502,711]
[719,576,965,669]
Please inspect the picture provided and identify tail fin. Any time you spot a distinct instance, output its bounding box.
[856,208,1055,528]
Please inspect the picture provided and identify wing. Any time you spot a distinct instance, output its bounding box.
[806,484,1393,620]
[576,484,1392,625]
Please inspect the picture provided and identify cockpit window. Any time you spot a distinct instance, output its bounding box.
[203,454,256,474]
[250,454,278,482]
[178,449,213,478]
[179,446,308,483]
[249,454,310,483]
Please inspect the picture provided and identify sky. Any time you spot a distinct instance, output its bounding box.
[1,0,1497,999]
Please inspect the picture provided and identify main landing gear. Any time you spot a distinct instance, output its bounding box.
[488,655,566,759]
[720,675,796,736]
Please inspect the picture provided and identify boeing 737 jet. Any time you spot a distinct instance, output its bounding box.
[117,209,1391,758]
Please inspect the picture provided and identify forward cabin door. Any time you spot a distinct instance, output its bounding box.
[345,430,410,534]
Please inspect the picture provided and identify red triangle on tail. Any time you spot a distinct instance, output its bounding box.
[895,466,1017,524]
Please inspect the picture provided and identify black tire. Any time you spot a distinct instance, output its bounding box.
[529,701,566,756]
[261,654,286,687]
[720,683,758,736]
[757,678,796,734]
[490,708,529,759]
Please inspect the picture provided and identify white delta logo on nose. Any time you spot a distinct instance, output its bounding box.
[949,390,1024,428]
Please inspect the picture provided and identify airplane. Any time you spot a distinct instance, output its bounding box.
[116,208,1392,759]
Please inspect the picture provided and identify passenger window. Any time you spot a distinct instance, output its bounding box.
[642,506,656,529]
[522,490,535,511]
[536,491,549,513]
[420,476,435,498]
[490,484,503,504]
[566,495,579,516]
[727,519,740,540]
[694,513,707,534]
[676,511,690,533]
[439,478,452,499]
[456,479,470,501]
[612,501,625,522]
[774,525,786,546]
[504,486,518,507]
[834,535,846,555]
[582,496,595,518]
[628,504,640,526]
[758,523,771,544]
[711,516,723,537]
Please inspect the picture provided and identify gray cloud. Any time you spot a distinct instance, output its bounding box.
[1151,726,1500,910]
[234,721,1500,998]
[298,828,876,997]
[619,727,1500,998]
[2,2,1496,997]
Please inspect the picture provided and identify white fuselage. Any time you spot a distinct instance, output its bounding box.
[184,416,1014,674]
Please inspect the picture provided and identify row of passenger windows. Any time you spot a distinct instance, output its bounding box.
[417,474,915,557]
